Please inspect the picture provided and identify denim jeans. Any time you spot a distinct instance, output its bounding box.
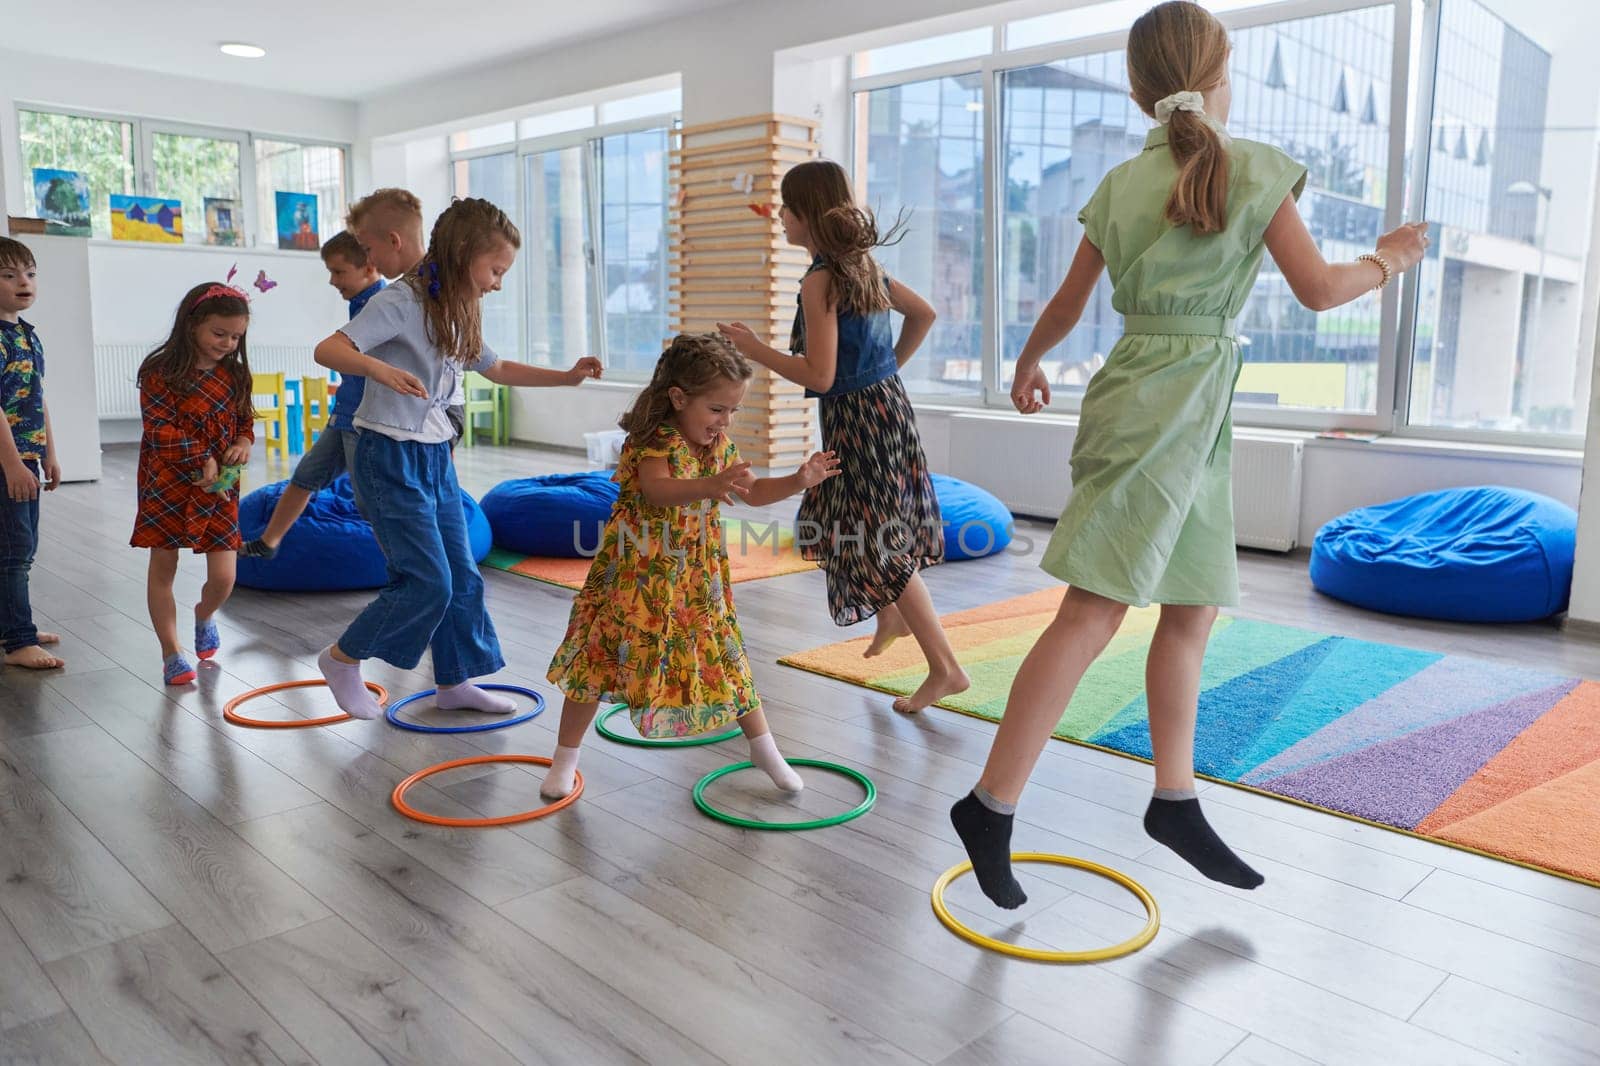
[339,432,502,685]
[289,426,359,492]
[1,461,40,653]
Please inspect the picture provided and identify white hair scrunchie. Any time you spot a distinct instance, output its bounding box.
[1154,90,1206,124]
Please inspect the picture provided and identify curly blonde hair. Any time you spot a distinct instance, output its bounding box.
[620,333,753,443]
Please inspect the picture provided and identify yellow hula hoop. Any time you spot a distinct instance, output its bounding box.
[930,852,1160,963]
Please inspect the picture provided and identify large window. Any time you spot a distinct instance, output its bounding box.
[600,128,670,374]
[1405,0,1598,437]
[857,74,986,398]
[448,86,679,375]
[16,106,348,249]
[851,0,1600,445]
[150,131,243,245]
[255,140,346,249]
[17,110,135,238]
[453,152,520,360]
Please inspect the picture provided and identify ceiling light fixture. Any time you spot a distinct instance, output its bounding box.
[220,43,266,59]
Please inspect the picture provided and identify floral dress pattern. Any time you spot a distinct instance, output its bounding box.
[130,365,253,553]
[546,424,760,738]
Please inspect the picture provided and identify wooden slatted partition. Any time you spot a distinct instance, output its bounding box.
[669,114,819,470]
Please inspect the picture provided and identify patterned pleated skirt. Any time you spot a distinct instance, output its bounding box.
[797,374,943,625]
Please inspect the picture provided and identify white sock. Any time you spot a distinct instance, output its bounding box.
[540,744,582,799]
[318,647,382,720]
[435,682,517,714]
[747,731,803,792]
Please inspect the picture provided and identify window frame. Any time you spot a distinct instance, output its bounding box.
[15,101,352,252]
[449,109,681,379]
[847,0,1594,447]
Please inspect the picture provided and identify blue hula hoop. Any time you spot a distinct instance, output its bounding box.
[384,684,545,734]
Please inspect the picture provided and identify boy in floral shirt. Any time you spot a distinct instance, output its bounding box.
[0,237,63,670]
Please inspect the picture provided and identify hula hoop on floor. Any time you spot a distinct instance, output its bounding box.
[594,704,742,747]
[390,755,583,827]
[384,684,545,734]
[692,759,875,831]
[223,679,389,728]
[930,852,1160,963]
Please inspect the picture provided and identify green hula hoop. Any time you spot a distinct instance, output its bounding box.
[594,704,743,747]
[693,759,876,831]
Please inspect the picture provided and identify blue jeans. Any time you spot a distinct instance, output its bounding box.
[1,461,40,653]
[340,433,502,685]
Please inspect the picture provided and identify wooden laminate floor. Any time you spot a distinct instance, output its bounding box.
[3,442,1598,1066]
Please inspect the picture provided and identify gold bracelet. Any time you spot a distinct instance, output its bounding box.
[1356,252,1393,291]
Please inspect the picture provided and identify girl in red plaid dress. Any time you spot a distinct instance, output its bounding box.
[131,282,255,685]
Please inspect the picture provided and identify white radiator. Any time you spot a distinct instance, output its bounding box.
[94,344,324,419]
[947,412,1077,518]
[1231,434,1304,552]
[946,413,1305,553]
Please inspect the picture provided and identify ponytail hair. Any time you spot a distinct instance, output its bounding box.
[1128,2,1232,235]
[620,333,753,443]
[780,160,907,315]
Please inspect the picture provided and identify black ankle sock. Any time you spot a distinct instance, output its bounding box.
[1144,797,1264,890]
[240,538,277,560]
[950,792,1028,909]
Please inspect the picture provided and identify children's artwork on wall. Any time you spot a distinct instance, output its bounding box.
[110,194,183,243]
[275,191,319,251]
[204,198,243,246]
[32,168,91,237]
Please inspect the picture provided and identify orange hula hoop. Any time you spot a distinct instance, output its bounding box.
[223,679,389,728]
[390,754,584,827]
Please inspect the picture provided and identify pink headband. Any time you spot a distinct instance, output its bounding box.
[197,283,249,304]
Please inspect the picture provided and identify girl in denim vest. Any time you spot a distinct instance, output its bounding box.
[313,197,601,720]
[720,160,968,714]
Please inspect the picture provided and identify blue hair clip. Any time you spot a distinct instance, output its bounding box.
[426,261,441,299]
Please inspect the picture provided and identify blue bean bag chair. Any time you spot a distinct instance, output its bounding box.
[932,473,1013,561]
[1310,486,1576,623]
[236,475,492,592]
[481,472,620,558]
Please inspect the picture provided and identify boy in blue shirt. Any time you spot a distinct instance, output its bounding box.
[0,237,64,670]
[242,231,384,558]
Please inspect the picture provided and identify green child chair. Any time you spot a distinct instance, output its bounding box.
[461,370,509,446]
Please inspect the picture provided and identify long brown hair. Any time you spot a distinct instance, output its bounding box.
[137,282,254,422]
[620,333,752,443]
[404,197,520,363]
[780,160,906,316]
[1128,1,1232,235]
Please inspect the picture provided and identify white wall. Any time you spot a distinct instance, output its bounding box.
[22,236,100,481]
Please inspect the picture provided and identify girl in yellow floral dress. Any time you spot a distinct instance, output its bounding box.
[542,333,840,798]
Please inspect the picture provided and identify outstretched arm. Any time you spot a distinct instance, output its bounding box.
[1264,197,1429,311]
[481,356,602,388]
[739,451,840,508]
[719,271,839,393]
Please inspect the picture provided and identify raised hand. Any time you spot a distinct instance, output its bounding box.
[1376,221,1430,273]
[709,461,756,505]
[716,321,762,358]
[566,356,603,385]
[795,450,841,488]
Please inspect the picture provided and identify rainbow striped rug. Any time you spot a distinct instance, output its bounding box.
[779,587,1600,886]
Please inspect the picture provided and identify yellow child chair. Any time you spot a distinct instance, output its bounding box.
[251,371,290,463]
[302,376,332,446]
[461,370,509,447]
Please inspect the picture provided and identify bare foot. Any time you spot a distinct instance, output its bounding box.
[38,632,61,645]
[864,611,910,659]
[892,667,970,714]
[4,645,65,670]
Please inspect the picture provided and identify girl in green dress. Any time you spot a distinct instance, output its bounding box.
[541,333,840,799]
[951,0,1430,907]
